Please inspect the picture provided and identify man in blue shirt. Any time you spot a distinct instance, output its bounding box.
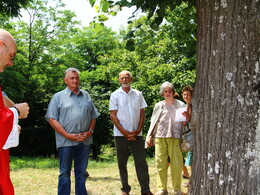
[45,68,99,195]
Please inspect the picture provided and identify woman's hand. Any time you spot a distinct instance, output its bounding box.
[146,136,154,148]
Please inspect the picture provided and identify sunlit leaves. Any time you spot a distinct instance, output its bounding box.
[100,0,110,12]
[89,0,96,7]
[110,11,117,16]
[90,22,105,32]
[86,0,195,50]
[94,4,100,12]
[111,4,121,12]
[97,14,109,22]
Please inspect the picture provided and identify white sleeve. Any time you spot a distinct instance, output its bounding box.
[109,93,118,111]
[2,107,20,150]
[139,92,147,109]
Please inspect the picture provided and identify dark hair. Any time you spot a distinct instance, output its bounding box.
[182,86,193,95]
[173,92,180,99]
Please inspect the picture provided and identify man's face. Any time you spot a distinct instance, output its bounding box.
[119,72,132,88]
[64,71,80,91]
[0,41,16,72]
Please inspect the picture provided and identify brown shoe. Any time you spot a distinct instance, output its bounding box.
[142,191,153,195]
[122,192,129,195]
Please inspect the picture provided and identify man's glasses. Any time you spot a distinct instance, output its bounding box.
[119,76,131,80]
[2,42,15,60]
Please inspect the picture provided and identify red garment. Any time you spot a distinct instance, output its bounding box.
[0,150,14,195]
[0,87,14,195]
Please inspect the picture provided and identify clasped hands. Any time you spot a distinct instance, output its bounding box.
[68,131,92,142]
[123,129,140,141]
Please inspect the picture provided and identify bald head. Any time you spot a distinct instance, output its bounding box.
[0,29,17,72]
[0,29,16,50]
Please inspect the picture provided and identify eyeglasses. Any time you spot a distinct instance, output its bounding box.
[119,76,131,80]
[2,42,15,60]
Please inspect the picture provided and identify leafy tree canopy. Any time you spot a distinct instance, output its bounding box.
[87,0,195,50]
[0,0,196,159]
[0,0,32,17]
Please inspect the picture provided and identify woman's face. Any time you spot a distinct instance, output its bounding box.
[163,87,174,99]
[182,90,192,104]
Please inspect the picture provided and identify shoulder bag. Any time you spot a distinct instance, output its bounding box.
[181,123,194,152]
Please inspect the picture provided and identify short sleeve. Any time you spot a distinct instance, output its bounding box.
[109,93,118,111]
[139,92,147,109]
[90,99,100,119]
[45,95,59,122]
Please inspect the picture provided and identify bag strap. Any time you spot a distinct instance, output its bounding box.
[0,85,4,107]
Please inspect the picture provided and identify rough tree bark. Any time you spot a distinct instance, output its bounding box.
[191,0,259,194]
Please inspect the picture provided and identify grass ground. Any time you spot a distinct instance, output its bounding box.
[10,157,190,195]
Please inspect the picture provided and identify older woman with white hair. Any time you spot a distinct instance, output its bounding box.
[146,81,185,195]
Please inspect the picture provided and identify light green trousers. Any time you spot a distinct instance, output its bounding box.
[155,138,183,192]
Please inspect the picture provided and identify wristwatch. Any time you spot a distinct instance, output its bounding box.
[12,105,20,116]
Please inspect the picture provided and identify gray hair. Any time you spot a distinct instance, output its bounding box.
[65,68,80,78]
[159,81,176,96]
[119,70,133,79]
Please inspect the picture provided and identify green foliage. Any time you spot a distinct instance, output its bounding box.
[1,0,82,157]
[97,14,109,22]
[87,0,195,50]
[0,69,27,101]
[89,0,96,7]
[0,0,32,17]
[126,39,135,51]
[1,0,196,159]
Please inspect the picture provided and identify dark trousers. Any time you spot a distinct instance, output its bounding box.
[115,136,150,193]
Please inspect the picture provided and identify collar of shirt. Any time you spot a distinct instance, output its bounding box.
[119,87,133,94]
[65,87,83,96]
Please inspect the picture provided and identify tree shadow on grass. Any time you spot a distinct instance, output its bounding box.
[88,176,120,181]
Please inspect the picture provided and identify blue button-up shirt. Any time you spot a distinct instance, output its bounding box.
[45,87,99,148]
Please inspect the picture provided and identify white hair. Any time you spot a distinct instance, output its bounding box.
[119,70,133,79]
[159,81,176,96]
[65,68,80,78]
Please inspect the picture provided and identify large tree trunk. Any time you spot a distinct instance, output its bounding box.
[191,0,259,194]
